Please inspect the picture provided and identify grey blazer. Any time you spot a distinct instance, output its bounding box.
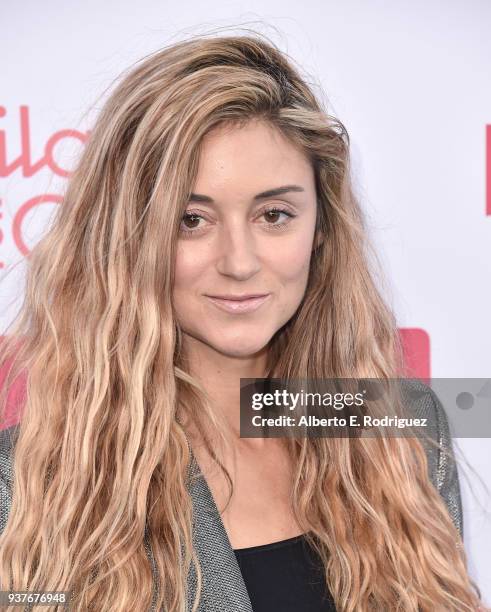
[0,380,463,611]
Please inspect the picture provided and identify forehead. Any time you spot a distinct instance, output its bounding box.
[193,119,315,196]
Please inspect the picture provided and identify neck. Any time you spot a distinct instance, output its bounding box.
[181,335,269,440]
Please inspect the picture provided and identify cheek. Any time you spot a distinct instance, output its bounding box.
[174,244,209,292]
[270,236,313,287]
[267,237,313,324]
[173,250,207,322]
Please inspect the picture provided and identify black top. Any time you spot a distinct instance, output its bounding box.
[233,533,336,611]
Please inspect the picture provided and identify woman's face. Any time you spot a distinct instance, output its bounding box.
[173,119,319,359]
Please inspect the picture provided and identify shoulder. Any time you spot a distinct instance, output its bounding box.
[0,424,19,535]
[398,378,463,537]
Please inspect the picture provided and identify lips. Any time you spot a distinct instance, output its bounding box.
[205,293,271,314]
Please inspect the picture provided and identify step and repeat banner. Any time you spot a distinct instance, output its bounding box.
[2,1,490,602]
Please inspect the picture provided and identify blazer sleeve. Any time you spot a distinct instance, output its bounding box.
[427,387,464,539]
[401,379,464,539]
[0,424,18,535]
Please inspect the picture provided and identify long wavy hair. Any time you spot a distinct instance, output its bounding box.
[0,31,485,611]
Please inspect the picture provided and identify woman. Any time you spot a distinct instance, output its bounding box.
[0,33,486,611]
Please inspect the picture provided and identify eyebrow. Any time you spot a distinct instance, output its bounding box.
[188,184,305,203]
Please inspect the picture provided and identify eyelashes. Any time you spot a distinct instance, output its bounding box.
[179,206,297,236]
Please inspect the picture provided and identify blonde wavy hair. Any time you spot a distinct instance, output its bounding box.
[0,31,486,611]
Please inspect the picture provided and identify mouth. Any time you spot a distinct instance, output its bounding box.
[205,293,271,314]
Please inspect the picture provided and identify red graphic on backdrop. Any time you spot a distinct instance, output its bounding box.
[0,337,27,430]
[0,105,89,178]
[0,198,4,269]
[398,328,430,383]
[487,125,491,216]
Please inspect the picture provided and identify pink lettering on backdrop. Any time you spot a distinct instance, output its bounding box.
[0,105,89,178]
[12,194,63,256]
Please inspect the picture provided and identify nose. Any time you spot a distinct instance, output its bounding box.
[215,221,261,280]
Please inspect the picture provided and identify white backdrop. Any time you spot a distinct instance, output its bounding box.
[2,0,490,602]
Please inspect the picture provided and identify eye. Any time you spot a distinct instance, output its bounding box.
[179,212,208,234]
[259,206,296,229]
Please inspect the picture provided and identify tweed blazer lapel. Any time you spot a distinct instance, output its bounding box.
[185,452,254,612]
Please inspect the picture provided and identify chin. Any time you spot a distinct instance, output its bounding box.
[218,343,268,359]
[210,333,271,359]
